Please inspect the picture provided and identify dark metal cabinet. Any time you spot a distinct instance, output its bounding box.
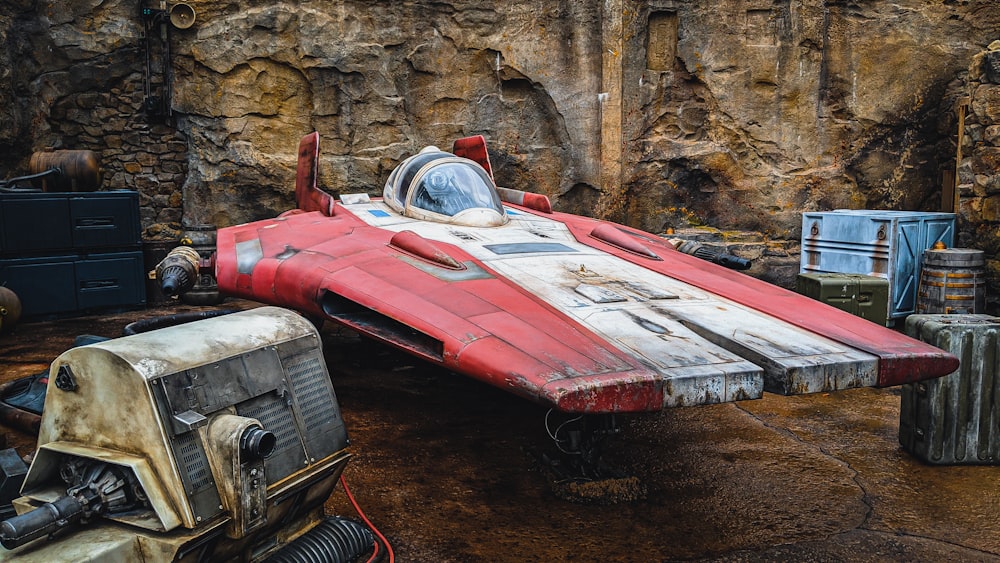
[0,191,141,255]
[0,191,145,319]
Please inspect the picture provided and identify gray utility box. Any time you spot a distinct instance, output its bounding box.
[900,314,1000,465]
[800,210,955,321]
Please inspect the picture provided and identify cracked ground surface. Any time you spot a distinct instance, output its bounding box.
[1,301,999,561]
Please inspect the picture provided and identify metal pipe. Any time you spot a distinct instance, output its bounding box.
[0,169,58,192]
[122,309,237,336]
[0,494,86,549]
[0,402,40,436]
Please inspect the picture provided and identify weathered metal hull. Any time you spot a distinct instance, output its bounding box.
[2,307,356,560]
[213,198,958,414]
[900,314,1000,465]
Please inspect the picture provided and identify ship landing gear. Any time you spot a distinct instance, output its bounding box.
[537,412,646,504]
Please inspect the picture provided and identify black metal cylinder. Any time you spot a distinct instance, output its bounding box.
[240,427,277,460]
[676,240,752,270]
[158,264,192,297]
[155,246,200,298]
[0,494,85,549]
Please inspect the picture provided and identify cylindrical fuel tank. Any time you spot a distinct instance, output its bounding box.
[28,150,103,192]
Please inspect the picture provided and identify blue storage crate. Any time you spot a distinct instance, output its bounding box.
[800,210,955,320]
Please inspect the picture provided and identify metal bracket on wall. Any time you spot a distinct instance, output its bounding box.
[139,0,172,121]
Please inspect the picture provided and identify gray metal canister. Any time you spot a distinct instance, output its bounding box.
[900,314,1000,465]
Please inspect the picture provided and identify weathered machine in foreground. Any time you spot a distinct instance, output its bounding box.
[0,307,373,561]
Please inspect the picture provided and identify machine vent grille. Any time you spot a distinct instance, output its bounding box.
[240,394,300,454]
[175,432,212,491]
[287,354,337,429]
[286,351,344,460]
[238,392,305,482]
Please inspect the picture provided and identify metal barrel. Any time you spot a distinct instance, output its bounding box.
[28,150,103,192]
[916,247,986,314]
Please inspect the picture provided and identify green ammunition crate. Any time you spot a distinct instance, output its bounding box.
[795,273,890,326]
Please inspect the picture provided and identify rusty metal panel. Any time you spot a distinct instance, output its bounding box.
[800,210,955,319]
[900,314,1000,465]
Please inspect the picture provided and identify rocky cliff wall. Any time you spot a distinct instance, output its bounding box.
[2,1,1000,291]
[954,41,1000,295]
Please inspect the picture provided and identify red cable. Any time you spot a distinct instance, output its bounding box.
[340,474,395,563]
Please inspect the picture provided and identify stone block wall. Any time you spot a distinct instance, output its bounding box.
[954,41,1000,309]
[0,3,186,242]
[47,81,187,241]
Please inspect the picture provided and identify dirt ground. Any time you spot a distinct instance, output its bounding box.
[1,300,1000,562]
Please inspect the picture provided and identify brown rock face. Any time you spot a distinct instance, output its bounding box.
[2,2,1000,289]
[615,2,999,239]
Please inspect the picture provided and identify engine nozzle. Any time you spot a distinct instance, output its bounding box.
[155,246,202,297]
[240,426,277,461]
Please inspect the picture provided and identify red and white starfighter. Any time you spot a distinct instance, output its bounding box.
[190,133,957,414]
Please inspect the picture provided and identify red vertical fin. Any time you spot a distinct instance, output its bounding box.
[295,132,335,216]
[453,135,493,180]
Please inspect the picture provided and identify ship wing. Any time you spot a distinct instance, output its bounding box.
[213,200,956,414]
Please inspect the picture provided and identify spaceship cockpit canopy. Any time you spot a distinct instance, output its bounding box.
[383,146,508,227]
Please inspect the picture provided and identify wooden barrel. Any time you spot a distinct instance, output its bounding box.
[28,150,103,192]
[916,247,986,314]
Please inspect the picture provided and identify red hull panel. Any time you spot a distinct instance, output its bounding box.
[215,212,668,413]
